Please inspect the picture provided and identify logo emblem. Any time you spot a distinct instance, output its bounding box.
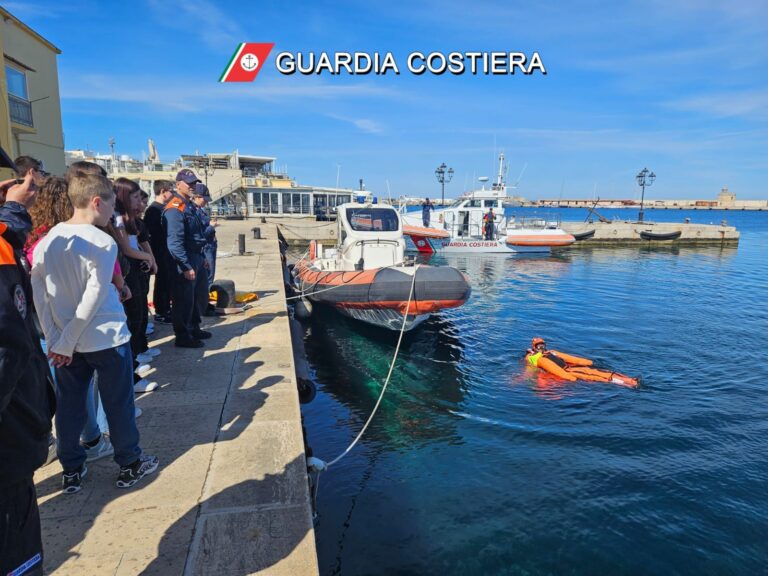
[13,284,26,319]
[220,43,275,82]
[240,53,259,71]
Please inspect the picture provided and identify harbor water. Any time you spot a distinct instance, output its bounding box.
[299,209,768,575]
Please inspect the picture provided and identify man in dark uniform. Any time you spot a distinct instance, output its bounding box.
[421,197,434,227]
[192,183,217,286]
[483,207,495,240]
[144,180,174,322]
[0,172,55,576]
[163,169,211,348]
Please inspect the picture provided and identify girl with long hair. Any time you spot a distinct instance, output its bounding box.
[113,178,158,393]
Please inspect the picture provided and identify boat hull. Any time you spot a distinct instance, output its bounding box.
[405,235,554,253]
[293,260,471,331]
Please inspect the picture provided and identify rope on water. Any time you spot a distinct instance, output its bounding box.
[306,265,419,518]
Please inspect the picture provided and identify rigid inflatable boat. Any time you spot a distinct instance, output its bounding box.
[293,196,471,331]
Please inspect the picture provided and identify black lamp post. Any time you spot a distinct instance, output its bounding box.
[635,167,656,222]
[435,162,454,206]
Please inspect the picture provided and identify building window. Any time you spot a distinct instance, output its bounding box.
[5,65,28,99]
[5,64,33,127]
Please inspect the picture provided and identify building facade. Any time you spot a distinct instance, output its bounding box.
[0,7,65,178]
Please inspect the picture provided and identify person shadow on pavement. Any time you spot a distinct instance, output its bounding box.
[144,453,313,575]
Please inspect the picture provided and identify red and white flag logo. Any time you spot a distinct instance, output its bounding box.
[219,43,274,82]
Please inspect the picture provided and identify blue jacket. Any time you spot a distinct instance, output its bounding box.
[0,202,55,488]
[193,204,217,244]
[162,192,207,273]
[422,202,434,218]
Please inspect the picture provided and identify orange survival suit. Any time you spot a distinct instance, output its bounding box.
[525,338,639,387]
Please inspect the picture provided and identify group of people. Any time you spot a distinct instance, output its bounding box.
[0,154,218,575]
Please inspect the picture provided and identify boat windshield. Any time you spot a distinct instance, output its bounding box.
[346,207,400,232]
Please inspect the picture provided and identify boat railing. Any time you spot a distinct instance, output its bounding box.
[444,221,500,240]
[506,216,563,230]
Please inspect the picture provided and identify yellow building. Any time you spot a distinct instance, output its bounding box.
[0,7,65,179]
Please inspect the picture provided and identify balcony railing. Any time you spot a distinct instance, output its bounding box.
[9,94,33,127]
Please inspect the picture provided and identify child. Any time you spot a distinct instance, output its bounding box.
[31,171,159,493]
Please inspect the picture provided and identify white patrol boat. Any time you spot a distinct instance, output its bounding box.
[401,154,575,254]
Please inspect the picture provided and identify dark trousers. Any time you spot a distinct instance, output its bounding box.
[203,241,217,287]
[153,254,173,317]
[54,342,140,470]
[0,477,44,576]
[123,263,148,357]
[172,256,207,340]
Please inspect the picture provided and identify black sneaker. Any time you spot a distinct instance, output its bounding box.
[192,329,212,340]
[175,337,204,348]
[116,454,159,489]
[62,463,87,494]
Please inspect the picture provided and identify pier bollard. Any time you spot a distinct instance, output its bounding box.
[238,234,246,255]
[252,227,262,240]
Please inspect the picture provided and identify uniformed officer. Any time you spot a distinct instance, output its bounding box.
[0,173,55,576]
[162,169,211,348]
[192,183,217,288]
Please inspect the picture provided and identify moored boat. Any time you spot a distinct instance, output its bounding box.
[639,230,682,241]
[293,195,471,331]
[401,153,575,254]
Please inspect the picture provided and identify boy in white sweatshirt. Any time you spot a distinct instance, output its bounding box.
[31,171,159,493]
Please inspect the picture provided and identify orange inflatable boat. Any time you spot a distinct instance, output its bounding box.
[525,337,640,388]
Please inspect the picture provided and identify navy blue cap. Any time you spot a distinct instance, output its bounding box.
[194,182,211,200]
[176,168,201,185]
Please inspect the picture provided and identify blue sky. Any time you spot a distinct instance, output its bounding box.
[8,0,768,200]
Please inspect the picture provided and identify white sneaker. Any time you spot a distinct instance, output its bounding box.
[145,326,154,335]
[135,406,143,418]
[136,363,152,376]
[147,322,154,331]
[84,434,114,462]
[146,348,161,357]
[135,352,153,364]
[134,379,159,393]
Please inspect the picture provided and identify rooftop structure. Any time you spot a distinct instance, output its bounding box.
[65,145,357,218]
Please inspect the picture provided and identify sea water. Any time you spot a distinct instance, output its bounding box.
[300,208,768,575]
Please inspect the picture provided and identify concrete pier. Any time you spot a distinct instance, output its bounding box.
[560,220,740,246]
[217,216,741,249]
[34,221,318,575]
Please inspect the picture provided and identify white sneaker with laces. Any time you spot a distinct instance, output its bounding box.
[146,348,161,357]
[84,434,114,462]
[134,379,159,393]
[135,352,153,364]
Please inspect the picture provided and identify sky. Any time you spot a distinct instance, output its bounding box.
[7,0,768,200]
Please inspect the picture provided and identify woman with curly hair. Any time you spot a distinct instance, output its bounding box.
[24,176,73,265]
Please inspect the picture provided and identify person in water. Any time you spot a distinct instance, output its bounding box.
[525,338,639,387]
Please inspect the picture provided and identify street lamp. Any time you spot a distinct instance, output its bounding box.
[635,167,656,222]
[435,162,454,206]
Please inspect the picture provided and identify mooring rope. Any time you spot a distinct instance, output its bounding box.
[306,265,419,518]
